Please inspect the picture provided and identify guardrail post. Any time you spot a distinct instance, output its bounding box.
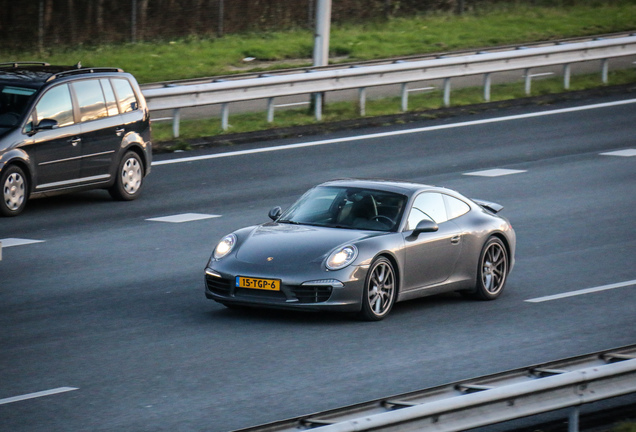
[267,97,275,123]
[314,93,323,121]
[401,83,408,112]
[484,73,491,102]
[443,78,451,107]
[564,64,571,90]
[524,68,532,95]
[601,58,609,83]
[172,108,181,138]
[221,103,229,131]
[359,87,366,116]
[568,407,580,432]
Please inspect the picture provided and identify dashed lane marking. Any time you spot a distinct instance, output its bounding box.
[0,238,45,247]
[0,387,78,406]
[600,149,636,157]
[146,213,221,223]
[463,168,527,177]
[525,279,636,303]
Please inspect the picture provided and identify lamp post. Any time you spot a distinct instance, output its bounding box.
[311,0,331,120]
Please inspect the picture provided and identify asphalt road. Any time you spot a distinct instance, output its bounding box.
[1,93,635,432]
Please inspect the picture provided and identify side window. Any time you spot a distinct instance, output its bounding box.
[100,79,120,116]
[34,84,74,127]
[72,80,108,122]
[406,192,447,230]
[444,195,470,220]
[111,78,138,113]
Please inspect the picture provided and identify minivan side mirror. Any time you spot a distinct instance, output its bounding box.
[268,206,282,221]
[413,219,439,236]
[35,119,58,131]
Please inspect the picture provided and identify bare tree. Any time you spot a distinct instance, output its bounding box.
[139,0,150,41]
[68,0,77,45]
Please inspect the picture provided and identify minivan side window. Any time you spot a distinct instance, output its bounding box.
[111,79,138,113]
[100,79,119,116]
[34,84,74,128]
[72,80,108,122]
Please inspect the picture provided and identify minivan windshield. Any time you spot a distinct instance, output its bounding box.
[0,85,36,127]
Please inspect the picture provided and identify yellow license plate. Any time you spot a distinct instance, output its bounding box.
[236,276,280,291]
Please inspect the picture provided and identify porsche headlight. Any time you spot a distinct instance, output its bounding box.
[326,245,358,270]
[214,234,237,260]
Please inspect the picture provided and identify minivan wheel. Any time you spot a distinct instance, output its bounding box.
[109,151,144,201]
[1,165,28,217]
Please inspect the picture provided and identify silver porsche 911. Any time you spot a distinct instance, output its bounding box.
[204,179,515,321]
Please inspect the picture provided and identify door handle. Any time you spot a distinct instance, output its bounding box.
[70,138,81,146]
[451,235,461,244]
[115,128,125,136]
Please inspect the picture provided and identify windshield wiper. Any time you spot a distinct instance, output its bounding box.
[277,219,300,225]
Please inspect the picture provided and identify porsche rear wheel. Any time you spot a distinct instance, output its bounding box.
[359,257,396,321]
[473,237,508,300]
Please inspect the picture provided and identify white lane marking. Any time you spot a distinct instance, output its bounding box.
[0,387,78,406]
[463,168,527,177]
[146,213,221,223]
[525,279,636,303]
[600,149,636,157]
[0,238,45,247]
[152,99,636,166]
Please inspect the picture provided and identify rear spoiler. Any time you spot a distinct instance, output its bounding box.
[473,199,504,214]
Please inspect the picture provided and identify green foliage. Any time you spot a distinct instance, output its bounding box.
[612,422,636,432]
[2,2,635,83]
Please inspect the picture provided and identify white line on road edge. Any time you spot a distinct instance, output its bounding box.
[0,387,78,406]
[525,279,636,303]
[152,98,636,166]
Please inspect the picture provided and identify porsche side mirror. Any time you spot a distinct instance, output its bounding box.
[413,219,439,236]
[268,206,282,221]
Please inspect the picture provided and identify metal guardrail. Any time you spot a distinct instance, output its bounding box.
[234,345,636,432]
[142,34,636,137]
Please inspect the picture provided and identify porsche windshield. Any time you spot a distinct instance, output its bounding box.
[0,85,36,127]
[279,186,407,232]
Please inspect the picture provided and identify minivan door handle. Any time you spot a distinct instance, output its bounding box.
[115,128,125,136]
[70,138,81,146]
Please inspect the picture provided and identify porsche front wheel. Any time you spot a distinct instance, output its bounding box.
[359,257,396,321]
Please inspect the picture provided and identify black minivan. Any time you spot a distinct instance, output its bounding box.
[0,62,152,216]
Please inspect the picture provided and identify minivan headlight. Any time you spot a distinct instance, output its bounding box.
[326,245,358,270]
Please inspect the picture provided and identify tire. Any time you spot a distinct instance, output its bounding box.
[359,257,397,321]
[1,165,28,217]
[109,151,144,201]
[472,237,509,300]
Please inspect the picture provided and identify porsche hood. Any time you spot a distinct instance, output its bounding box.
[235,223,379,265]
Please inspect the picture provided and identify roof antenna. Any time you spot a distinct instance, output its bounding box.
[75,61,82,69]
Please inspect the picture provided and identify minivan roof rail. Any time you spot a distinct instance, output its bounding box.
[46,67,125,82]
[0,62,51,68]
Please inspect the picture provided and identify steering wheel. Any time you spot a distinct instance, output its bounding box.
[0,112,20,126]
[371,215,394,226]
